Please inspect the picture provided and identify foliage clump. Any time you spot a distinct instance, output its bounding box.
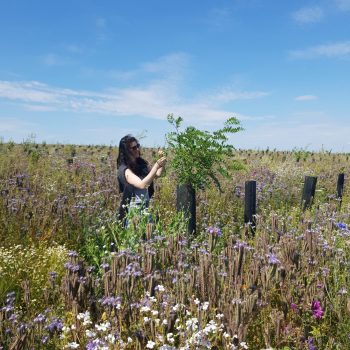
[0,244,68,308]
[166,114,243,191]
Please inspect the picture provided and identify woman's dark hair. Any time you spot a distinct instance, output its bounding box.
[117,134,148,176]
[117,134,154,201]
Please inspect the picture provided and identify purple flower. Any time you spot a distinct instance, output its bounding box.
[8,313,18,322]
[46,318,63,333]
[87,266,96,273]
[321,241,330,251]
[290,303,298,311]
[17,323,28,333]
[267,253,280,265]
[6,292,16,305]
[6,291,16,299]
[311,300,324,319]
[64,262,74,270]
[34,314,46,323]
[49,271,58,279]
[313,309,324,320]
[86,339,108,350]
[71,264,81,272]
[234,186,242,198]
[321,267,330,276]
[154,235,165,242]
[68,250,78,257]
[338,287,347,295]
[233,240,249,250]
[78,276,87,284]
[2,305,14,313]
[307,336,317,350]
[206,226,223,237]
[99,296,122,308]
[64,262,80,272]
[86,342,97,350]
[101,262,110,270]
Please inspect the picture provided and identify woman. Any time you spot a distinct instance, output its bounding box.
[117,135,166,223]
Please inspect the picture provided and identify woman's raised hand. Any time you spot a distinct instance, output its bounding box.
[156,156,167,168]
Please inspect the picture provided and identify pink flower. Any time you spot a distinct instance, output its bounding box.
[311,300,324,319]
[290,303,298,311]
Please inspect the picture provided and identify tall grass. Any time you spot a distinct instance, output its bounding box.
[0,141,349,349]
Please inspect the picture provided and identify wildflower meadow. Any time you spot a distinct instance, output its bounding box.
[0,137,350,349]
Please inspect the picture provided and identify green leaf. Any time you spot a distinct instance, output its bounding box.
[165,115,243,190]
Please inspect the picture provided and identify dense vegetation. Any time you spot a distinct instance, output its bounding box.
[0,139,349,349]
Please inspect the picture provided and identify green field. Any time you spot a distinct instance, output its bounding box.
[1,141,349,349]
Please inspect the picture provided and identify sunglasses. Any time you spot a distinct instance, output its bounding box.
[130,143,140,151]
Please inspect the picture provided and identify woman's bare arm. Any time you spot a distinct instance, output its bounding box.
[156,166,164,177]
[125,157,166,189]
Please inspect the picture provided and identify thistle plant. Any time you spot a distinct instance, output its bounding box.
[166,114,243,191]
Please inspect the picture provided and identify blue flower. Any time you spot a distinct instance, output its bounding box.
[336,222,348,230]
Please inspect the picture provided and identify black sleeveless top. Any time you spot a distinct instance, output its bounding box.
[117,163,154,221]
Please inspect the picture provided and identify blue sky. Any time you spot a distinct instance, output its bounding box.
[1,0,350,151]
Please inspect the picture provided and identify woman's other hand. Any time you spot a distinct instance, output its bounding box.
[156,156,167,168]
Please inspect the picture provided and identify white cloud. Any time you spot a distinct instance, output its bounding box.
[292,6,324,24]
[335,0,350,11]
[81,53,191,84]
[23,104,57,111]
[291,110,327,119]
[0,117,39,134]
[64,44,84,54]
[295,95,318,101]
[289,41,350,59]
[96,17,107,28]
[0,81,60,103]
[0,54,271,129]
[141,53,190,80]
[95,17,108,41]
[211,89,269,103]
[0,78,269,124]
[42,54,64,66]
[41,47,82,67]
[80,127,135,145]
[43,54,58,66]
[204,7,233,30]
[233,119,350,152]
